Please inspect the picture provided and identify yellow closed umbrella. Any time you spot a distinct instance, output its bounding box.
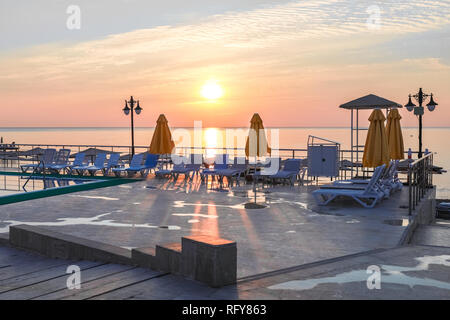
[362,109,390,167]
[245,113,271,157]
[386,108,404,160]
[149,114,175,154]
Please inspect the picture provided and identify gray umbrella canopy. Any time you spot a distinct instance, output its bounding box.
[339,94,402,110]
[18,147,47,156]
[70,148,120,158]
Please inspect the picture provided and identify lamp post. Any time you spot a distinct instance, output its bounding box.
[404,88,438,158]
[122,96,143,156]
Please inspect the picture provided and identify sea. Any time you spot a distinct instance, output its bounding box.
[1,127,449,198]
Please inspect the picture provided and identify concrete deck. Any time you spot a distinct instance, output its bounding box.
[1,244,449,300]
[0,176,415,278]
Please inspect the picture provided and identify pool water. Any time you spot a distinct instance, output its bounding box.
[0,174,98,196]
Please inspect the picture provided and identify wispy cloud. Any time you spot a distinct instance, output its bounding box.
[0,0,449,126]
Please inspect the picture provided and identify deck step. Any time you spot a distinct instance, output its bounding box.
[131,247,156,269]
[155,243,181,275]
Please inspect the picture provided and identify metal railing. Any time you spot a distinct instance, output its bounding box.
[0,143,421,186]
[408,153,434,216]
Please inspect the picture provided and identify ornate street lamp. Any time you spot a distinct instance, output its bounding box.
[122,96,143,156]
[404,88,438,158]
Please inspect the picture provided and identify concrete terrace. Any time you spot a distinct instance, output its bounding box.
[1,242,449,299]
[0,175,414,278]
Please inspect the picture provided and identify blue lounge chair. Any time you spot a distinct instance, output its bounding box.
[138,153,159,177]
[20,148,56,173]
[100,153,121,176]
[267,159,302,185]
[251,157,281,183]
[66,152,86,175]
[79,153,107,176]
[46,149,71,173]
[216,157,248,186]
[112,153,144,177]
[154,154,201,180]
[312,164,386,208]
[85,153,120,176]
[201,154,229,182]
[171,154,203,180]
[114,153,159,177]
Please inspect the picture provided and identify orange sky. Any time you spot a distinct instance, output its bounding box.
[1,1,449,128]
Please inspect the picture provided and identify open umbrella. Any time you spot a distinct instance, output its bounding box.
[386,108,405,160]
[362,109,390,168]
[149,114,175,154]
[245,113,271,158]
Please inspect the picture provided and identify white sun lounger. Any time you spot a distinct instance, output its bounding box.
[20,148,56,173]
[312,164,385,208]
[46,149,71,173]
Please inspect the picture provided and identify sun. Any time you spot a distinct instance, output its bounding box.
[201,80,224,100]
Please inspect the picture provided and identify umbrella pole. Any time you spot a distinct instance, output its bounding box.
[245,159,266,209]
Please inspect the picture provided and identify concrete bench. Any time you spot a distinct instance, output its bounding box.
[9,225,132,265]
[181,235,236,287]
[131,236,236,287]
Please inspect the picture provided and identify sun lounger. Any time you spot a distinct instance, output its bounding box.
[155,154,202,180]
[312,164,386,208]
[201,154,229,182]
[115,153,159,177]
[77,153,107,176]
[46,149,71,173]
[20,148,56,173]
[251,157,281,183]
[66,152,86,175]
[171,155,203,180]
[138,153,159,177]
[99,153,121,176]
[216,157,248,186]
[267,159,302,185]
[112,153,145,177]
[326,161,401,197]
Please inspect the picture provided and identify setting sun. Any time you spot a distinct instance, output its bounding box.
[201,80,224,100]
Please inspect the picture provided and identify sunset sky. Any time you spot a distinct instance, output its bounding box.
[1,0,449,128]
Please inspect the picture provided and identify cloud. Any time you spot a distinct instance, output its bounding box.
[0,0,449,126]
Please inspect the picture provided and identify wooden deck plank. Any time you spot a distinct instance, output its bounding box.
[0,263,134,300]
[0,260,73,281]
[92,274,216,300]
[0,260,102,295]
[36,268,162,300]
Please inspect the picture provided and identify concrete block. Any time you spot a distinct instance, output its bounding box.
[181,235,236,287]
[155,242,181,274]
[0,232,9,247]
[131,247,156,269]
[9,225,132,264]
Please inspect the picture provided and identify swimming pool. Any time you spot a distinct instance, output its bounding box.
[0,174,97,195]
[0,172,138,205]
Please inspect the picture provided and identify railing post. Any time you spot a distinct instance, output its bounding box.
[408,167,412,216]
